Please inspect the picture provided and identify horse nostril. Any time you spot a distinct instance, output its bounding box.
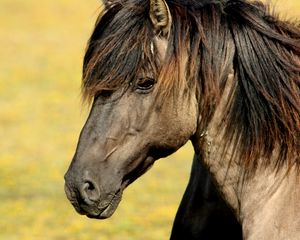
[80,180,100,204]
[86,181,95,191]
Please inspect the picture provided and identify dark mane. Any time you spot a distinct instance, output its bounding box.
[82,1,159,101]
[83,0,300,173]
[221,1,300,171]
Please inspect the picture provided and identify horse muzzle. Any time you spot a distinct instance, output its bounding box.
[64,173,123,219]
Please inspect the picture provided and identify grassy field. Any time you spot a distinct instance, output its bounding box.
[0,1,298,239]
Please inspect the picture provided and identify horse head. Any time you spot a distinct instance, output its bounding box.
[64,0,198,219]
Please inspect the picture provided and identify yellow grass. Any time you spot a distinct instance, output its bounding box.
[0,1,298,239]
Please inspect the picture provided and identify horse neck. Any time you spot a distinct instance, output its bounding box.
[192,73,300,240]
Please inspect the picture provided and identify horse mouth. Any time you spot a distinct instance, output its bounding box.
[64,183,123,220]
[64,156,155,219]
[86,156,155,219]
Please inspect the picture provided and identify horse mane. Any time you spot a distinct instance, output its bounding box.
[82,0,300,173]
[221,1,300,171]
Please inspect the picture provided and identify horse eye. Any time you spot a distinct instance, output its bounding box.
[95,90,113,100]
[135,78,155,92]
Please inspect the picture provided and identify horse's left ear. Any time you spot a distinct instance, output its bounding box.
[149,0,172,38]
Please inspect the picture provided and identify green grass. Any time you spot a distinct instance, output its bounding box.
[0,1,298,239]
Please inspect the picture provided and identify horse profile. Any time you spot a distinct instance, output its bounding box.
[64,0,300,239]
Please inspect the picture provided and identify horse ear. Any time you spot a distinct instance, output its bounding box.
[149,0,172,38]
[102,0,114,9]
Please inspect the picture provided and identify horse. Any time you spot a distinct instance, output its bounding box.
[64,0,300,239]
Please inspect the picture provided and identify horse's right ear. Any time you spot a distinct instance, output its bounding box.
[149,0,172,38]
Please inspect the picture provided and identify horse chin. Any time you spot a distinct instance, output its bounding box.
[86,189,123,220]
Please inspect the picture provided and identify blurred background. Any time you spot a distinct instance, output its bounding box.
[0,0,299,239]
